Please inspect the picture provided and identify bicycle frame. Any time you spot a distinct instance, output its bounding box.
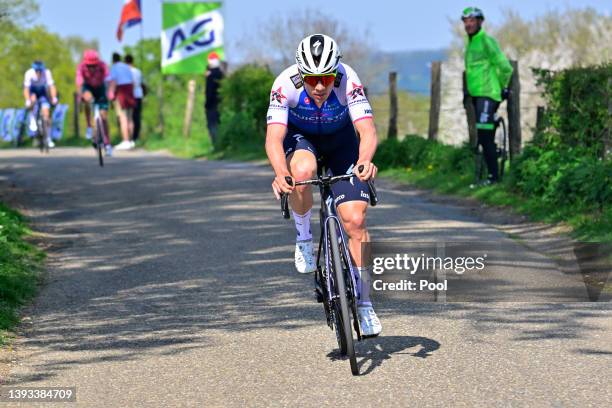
[316,179,361,338]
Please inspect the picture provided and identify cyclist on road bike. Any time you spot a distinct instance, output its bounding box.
[266,34,381,337]
[462,7,513,184]
[23,60,58,148]
[76,49,112,156]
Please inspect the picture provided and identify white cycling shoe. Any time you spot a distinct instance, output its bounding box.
[295,240,316,274]
[357,305,382,337]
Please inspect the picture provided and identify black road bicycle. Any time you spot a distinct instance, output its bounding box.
[280,165,378,376]
[31,101,50,153]
[91,103,108,167]
[473,115,508,185]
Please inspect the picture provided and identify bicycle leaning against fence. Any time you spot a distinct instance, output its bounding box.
[472,113,508,187]
[279,164,378,376]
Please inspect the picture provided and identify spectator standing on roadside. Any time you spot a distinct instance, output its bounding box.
[125,54,144,144]
[108,52,136,150]
[204,52,224,149]
[462,7,513,185]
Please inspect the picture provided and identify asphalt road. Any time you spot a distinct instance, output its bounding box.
[0,148,610,407]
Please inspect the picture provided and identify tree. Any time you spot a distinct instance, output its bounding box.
[235,9,387,90]
[0,0,37,25]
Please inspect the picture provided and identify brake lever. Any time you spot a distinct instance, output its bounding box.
[280,176,294,219]
[356,165,378,206]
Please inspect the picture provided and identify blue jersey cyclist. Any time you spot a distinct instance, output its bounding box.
[265,34,381,337]
[23,60,58,147]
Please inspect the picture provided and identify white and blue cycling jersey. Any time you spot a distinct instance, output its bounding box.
[23,68,55,99]
[266,63,373,135]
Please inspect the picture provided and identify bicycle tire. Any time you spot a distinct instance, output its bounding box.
[96,118,104,167]
[328,221,359,375]
[38,119,48,153]
[497,118,507,181]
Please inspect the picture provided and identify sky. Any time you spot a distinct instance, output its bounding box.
[35,0,611,61]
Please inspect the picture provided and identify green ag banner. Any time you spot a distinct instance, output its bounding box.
[161,1,224,74]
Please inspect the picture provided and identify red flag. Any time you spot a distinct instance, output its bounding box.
[116,0,142,42]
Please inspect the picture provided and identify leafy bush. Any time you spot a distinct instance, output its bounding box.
[216,64,274,155]
[510,145,612,212]
[533,64,611,157]
[376,135,473,174]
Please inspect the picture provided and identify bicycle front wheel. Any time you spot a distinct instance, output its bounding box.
[96,118,104,167]
[328,221,358,375]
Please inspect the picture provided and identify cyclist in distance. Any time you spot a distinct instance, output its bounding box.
[265,34,381,336]
[23,60,58,148]
[463,7,513,184]
[76,49,112,156]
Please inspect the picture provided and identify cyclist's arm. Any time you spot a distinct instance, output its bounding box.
[23,71,31,103]
[354,118,378,163]
[484,35,513,89]
[45,70,58,103]
[354,118,378,180]
[265,123,289,177]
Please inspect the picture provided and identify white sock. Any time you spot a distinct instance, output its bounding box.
[293,209,312,241]
[357,266,372,307]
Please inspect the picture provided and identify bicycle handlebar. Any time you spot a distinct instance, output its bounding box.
[280,165,378,219]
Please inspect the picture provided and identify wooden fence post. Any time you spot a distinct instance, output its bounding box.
[605,77,611,159]
[73,91,80,139]
[388,72,398,140]
[507,60,522,161]
[183,79,197,138]
[428,61,441,141]
[157,81,164,138]
[462,71,477,148]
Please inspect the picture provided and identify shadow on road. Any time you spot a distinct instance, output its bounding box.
[0,151,608,385]
[326,335,441,376]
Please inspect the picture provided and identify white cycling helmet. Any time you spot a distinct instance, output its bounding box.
[295,34,341,75]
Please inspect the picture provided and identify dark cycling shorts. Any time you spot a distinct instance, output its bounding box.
[472,97,499,131]
[81,84,109,110]
[283,123,370,207]
[29,85,50,109]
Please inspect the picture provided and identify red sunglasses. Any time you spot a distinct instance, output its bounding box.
[301,71,337,87]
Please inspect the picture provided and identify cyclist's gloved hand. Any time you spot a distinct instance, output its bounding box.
[501,88,510,101]
[271,172,294,200]
[25,99,32,108]
[51,97,58,105]
[355,161,377,182]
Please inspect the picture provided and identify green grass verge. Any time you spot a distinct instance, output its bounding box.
[381,167,611,243]
[0,203,44,344]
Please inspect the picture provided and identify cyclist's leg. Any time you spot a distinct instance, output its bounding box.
[284,131,317,231]
[326,128,370,267]
[95,86,111,145]
[284,130,319,273]
[474,97,500,182]
[81,87,94,129]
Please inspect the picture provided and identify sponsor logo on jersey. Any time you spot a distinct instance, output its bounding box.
[304,96,310,104]
[334,71,344,87]
[347,82,365,100]
[290,73,303,89]
[270,87,287,104]
[364,109,373,115]
[360,191,370,199]
[334,194,346,204]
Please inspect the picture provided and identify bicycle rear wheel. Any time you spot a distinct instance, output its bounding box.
[496,118,507,180]
[328,221,358,375]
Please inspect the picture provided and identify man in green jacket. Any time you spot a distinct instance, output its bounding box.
[463,6,513,183]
